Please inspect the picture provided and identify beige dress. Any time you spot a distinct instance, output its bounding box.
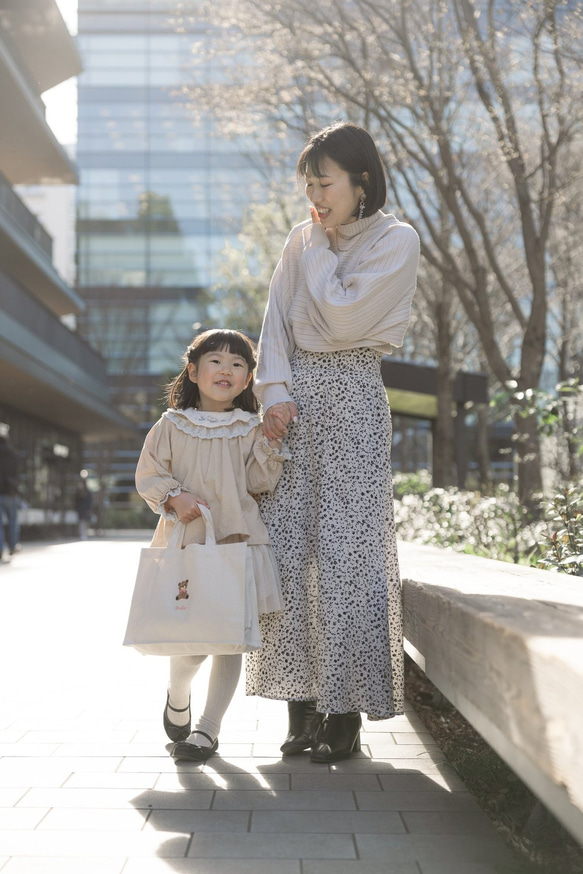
[135,407,288,614]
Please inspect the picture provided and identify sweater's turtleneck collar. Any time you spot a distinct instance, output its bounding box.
[335,209,383,241]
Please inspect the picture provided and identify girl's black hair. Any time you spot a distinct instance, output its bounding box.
[297,121,387,218]
[165,329,258,413]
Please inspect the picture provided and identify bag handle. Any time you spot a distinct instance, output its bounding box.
[197,504,216,546]
[166,503,216,549]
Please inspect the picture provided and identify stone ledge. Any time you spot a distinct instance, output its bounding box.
[399,540,583,844]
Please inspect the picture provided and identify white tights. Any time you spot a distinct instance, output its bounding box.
[167,654,242,746]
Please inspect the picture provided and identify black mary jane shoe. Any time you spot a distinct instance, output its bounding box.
[280,700,325,755]
[310,712,362,763]
[171,731,219,762]
[163,692,191,742]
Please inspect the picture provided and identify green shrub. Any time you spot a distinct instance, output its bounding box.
[101,505,155,530]
[394,483,544,565]
[393,468,433,499]
[536,486,583,576]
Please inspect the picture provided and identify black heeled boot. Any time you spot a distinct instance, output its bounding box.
[280,700,324,755]
[310,712,362,763]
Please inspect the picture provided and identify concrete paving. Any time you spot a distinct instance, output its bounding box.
[0,536,530,873]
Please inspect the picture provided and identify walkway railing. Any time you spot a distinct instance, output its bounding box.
[0,169,53,258]
[0,269,106,382]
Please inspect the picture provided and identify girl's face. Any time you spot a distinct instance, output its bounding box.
[188,347,251,412]
[305,157,365,228]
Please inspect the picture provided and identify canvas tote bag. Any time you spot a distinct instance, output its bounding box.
[123,505,261,655]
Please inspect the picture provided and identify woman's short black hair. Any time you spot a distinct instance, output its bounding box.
[165,328,258,413]
[297,121,387,218]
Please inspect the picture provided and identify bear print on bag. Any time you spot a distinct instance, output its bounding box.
[176,579,189,600]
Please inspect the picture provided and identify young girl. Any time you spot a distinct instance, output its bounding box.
[135,329,288,762]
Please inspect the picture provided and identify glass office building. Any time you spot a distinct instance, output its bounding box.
[76,0,264,367]
[75,0,271,508]
[76,0,262,290]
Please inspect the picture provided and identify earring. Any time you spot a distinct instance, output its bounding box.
[358,198,365,220]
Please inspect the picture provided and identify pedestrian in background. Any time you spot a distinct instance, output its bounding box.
[0,433,21,561]
[74,474,93,541]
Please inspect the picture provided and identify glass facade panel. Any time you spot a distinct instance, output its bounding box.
[78,137,148,151]
[80,0,152,9]
[83,52,148,69]
[77,34,148,51]
[79,70,150,86]
[148,299,207,373]
[78,266,148,287]
[80,236,147,255]
[78,104,147,118]
[78,13,179,31]
[78,198,210,220]
[79,292,208,377]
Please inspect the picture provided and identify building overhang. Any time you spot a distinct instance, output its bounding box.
[0,354,135,441]
[0,197,84,315]
[0,4,79,184]
[382,358,489,420]
[0,0,82,92]
[0,309,136,442]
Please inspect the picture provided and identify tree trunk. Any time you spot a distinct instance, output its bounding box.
[434,369,455,487]
[432,233,456,488]
[476,404,491,493]
[514,411,543,508]
[399,417,410,473]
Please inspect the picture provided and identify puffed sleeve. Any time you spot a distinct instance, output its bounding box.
[301,220,420,347]
[135,416,189,519]
[245,425,290,495]
[254,226,302,411]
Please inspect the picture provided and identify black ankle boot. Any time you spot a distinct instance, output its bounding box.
[310,712,362,763]
[280,700,324,755]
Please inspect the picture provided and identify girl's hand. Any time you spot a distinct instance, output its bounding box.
[165,491,209,523]
[263,402,299,440]
[310,206,321,224]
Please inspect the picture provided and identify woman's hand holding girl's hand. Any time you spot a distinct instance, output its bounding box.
[263,402,299,441]
[165,491,208,523]
[310,206,321,224]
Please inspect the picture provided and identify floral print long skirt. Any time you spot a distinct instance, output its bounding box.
[246,347,404,720]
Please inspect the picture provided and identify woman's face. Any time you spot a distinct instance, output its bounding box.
[304,157,365,228]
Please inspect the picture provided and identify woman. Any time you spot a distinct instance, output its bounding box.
[246,121,420,763]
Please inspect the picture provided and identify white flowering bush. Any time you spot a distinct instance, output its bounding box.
[394,482,545,565]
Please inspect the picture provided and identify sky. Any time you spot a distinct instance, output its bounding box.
[43,0,78,145]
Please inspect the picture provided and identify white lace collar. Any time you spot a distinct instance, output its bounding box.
[165,407,260,439]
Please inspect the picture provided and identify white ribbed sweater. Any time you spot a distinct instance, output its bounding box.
[254,210,420,410]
